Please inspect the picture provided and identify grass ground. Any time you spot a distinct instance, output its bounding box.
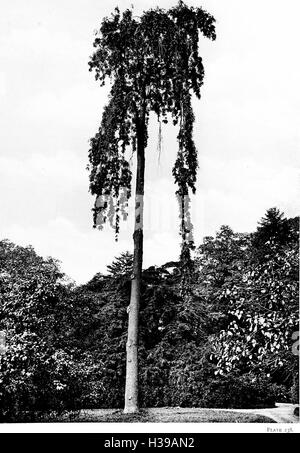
[43,407,276,423]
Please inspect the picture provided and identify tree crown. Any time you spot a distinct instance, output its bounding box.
[88,1,216,237]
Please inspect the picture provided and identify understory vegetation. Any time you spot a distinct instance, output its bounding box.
[0,208,298,421]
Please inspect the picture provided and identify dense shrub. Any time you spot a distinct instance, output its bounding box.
[0,241,84,420]
[200,374,289,409]
[140,355,289,409]
[0,343,84,421]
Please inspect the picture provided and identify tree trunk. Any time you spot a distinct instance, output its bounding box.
[124,115,145,414]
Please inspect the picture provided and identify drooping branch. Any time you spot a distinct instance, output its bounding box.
[88,80,133,237]
[173,92,197,258]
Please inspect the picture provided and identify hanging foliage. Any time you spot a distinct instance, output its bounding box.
[88,1,216,239]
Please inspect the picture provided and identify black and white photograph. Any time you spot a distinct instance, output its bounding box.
[0,0,299,436]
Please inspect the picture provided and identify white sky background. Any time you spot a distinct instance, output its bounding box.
[0,0,299,284]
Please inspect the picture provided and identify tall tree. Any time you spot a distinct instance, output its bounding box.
[88,1,216,413]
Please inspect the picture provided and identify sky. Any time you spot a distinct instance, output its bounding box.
[0,0,299,284]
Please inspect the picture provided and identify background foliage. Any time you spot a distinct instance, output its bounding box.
[0,208,298,419]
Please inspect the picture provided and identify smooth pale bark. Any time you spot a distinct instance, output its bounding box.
[124,115,145,414]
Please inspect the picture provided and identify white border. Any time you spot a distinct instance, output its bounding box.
[0,421,299,433]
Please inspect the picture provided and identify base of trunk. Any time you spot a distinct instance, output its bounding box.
[123,406,139,414]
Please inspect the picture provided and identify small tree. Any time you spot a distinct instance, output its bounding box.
[107,252,133,279]
[252,207,290,254]
[88,1,216,413]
